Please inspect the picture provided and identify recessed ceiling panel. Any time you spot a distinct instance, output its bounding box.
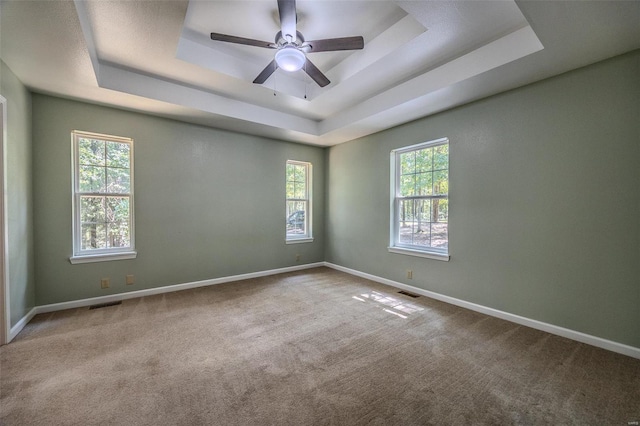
[5,0,636,146]
[177,0,409,99]
[88,0,543,143]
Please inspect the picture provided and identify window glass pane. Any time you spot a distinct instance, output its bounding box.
[400,174,416,197]
[434,144,448,170]
[286,201,306,236]
[80,196,105,223]
[286,181,295,199]
[400,151,415,175]
[433,170,448,195]
[399,199,426,247]
[417,172,433,195]
[106,167,130,193]
[293,164,305,182]
[398,199,433,248]
[416,148,432,172]
[431,222,448,251]
[399,223,417,246]
[78,138,105,166]
[106,142,130,168]
[293,181,306,199]
[416,199,431,225]
[107,222,130,248]
[286,164,295,181]
[286,163,306,199]
[79,166,106,192]
[81,223,107,250]
[106,197,130,223]
[436,199,449,223]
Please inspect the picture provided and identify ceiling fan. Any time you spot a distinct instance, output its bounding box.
[210,0,364,88]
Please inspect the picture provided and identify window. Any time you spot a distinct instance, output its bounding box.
[285,160,312,243]
[70,131,136,263]
[389,138,449,260]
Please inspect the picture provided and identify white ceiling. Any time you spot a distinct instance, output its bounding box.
[1,1,639,146]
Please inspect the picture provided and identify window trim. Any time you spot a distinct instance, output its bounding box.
[285,160,313,243]
[389,137,450,261]
[70,130,137,263]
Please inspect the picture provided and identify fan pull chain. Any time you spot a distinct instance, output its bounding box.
[273,71,277,96]
[304,62,307,99]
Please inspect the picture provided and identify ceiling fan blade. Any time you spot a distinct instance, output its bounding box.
[210,32,275,49]
[253,60,278,84]
[305,36,364,53]
[303,59,330,87]
[278,0,297,42]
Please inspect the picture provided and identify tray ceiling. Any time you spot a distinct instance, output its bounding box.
[1,1,639,146]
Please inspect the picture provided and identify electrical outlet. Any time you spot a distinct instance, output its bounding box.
[126,275,135,285]
[296,254,300,262]
[101,278,110,289]
[406,270,413,279]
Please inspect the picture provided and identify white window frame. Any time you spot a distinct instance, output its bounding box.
[70,130,137,264]
[285,160,313,244]
[389,137,450,261]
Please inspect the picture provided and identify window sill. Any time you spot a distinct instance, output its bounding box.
[69,251,138,264]
[388,247,450,261]
[286,237,314,245]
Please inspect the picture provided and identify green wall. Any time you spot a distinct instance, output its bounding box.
[15,49,640,350]
[326,51,640,348]
[32,95,325,305]
[1,61,35,327]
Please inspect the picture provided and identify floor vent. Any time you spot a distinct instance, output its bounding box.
[398,290,420,298]
[89,301,122,310]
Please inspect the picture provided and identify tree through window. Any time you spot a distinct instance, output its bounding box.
[72,131,135,259]
[286,160,312,242]
[390,138,449,257]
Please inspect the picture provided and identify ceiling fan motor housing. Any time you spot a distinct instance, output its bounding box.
[276,31,305,47]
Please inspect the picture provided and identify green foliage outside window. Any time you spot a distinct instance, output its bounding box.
[76,136,132,251]
[396,142,449,251]
[286,161,309,238]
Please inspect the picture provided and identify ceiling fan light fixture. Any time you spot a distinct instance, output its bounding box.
[275,46,306,72]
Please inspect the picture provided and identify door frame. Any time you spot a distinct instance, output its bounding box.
[0,95,9,345]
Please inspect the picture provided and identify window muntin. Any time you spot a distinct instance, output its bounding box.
[286,160,312,241]
[391,138,449,255]
[72,131,134,258]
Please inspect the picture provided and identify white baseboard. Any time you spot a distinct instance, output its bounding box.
[324,262,640,360]
[34,262,325,315]
[8,307,37,342]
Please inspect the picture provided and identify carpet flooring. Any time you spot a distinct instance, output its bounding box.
[1,267,639,425]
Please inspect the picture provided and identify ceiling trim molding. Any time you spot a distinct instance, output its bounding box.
[73,0,100,83]
[320,25,544,135]
[98,63,321,136]
[70,0,547,146]
[73,3,320,137]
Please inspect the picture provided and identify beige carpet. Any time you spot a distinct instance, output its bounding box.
[1,267,639,425]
